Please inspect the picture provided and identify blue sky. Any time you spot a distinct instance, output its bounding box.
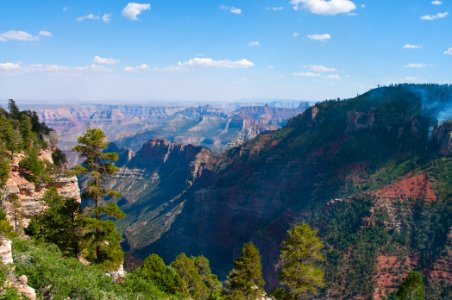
[0,0,451,103]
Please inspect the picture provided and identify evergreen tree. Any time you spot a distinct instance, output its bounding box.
[193,256,222,299]
[396,271,425,300]
[72,128,125,271]
[278,223,325,300]
[171,253,210,299]
[25,188,80,257]
[137,254,187,295]
[7,99,20,119]
[224,242,265,299]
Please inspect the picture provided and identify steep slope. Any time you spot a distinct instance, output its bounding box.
[105,139,217,255]
[135,84,451,298]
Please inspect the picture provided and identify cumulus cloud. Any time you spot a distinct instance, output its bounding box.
[404,63,428,68]
[220,5,242,15]
[248,41,260,47]
[307,33,331,41]
[0,30,52,42]
[292,72,320,77]
[420,12,448,21]
[290,0,356,15]
[432,1,442,5]
[178,57,254,69]
[93,56,120,65]
[124,64,151,72]
[403,43,422,49]
[444,47,452,55]
[122,3,151,21]
[305,64,337,72]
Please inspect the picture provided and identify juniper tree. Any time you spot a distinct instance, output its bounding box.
[224,242,265,299]
[278,223,325,299]
[73,128,125,271]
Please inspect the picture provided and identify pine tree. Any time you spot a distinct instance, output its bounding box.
[193,256,222,299]
[224,242,265,299]
[171,253,209,299]
[278,223,325,300]
[72,128,125,271]
[396,271,425,300]
[25,188,80,257]
[138,254,188,295]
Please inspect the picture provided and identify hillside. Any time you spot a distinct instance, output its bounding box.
[125,84,451,299]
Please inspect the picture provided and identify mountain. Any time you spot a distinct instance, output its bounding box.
[117,84,451,299]
[35,102,310,166]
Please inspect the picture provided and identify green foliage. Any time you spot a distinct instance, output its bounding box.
[0,159,9,188]
[51,148,67,170]
[72,128,125,271]
[278,223,325,300]
[25,188,80,257]
[224,242,265,300]
[135,253,187,295]
[12,238,167,299]
[171,253,222,299]
[0,207,17,238]
[396,271,425,300]
[18,149,49,184]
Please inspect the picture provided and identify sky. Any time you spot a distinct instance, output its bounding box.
[0,0,451,104]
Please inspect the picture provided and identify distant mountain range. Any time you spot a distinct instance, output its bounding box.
[34,101,311,165]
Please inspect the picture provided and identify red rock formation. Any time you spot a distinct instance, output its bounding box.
[374,173,437,202]
[372,255,416,300]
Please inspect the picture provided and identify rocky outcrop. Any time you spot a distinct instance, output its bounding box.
[0,236,36,300]
[0,151,81,231]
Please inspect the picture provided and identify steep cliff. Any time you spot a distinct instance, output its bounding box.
[132,84,451,298]
[105,139,216,255]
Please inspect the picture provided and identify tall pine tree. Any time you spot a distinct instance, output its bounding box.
[73,128,125,271]
[278,223,325,299]
[224,242,265,299]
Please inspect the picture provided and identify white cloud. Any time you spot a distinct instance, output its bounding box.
[220,5,242,15]
[444,47,452,55]
[403,43,422,49]
[307,33,331,41]
[102,14,112,24]
[0,30,52,42]
[420,12,448,21]
[248,41,260,47]
[292,72,320,77]
[124,64,151,72]
[76,13,100,21]
[293,32,300,37]
[122,3,151,21]
[77,13,112,23]
[38,31,52,37]
[0,62,21,71]
[267,6,284,11]
[93,56,120,65]
[178,57,254,69]
[326,74,342,79]
[432,1,442,5]
[404,63,428,68]
[305,65,337,72]
[290,0,356,15]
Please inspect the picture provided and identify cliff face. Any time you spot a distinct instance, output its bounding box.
[105,139,216,254]
[0,150,81,231]
[131,84,451,298]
